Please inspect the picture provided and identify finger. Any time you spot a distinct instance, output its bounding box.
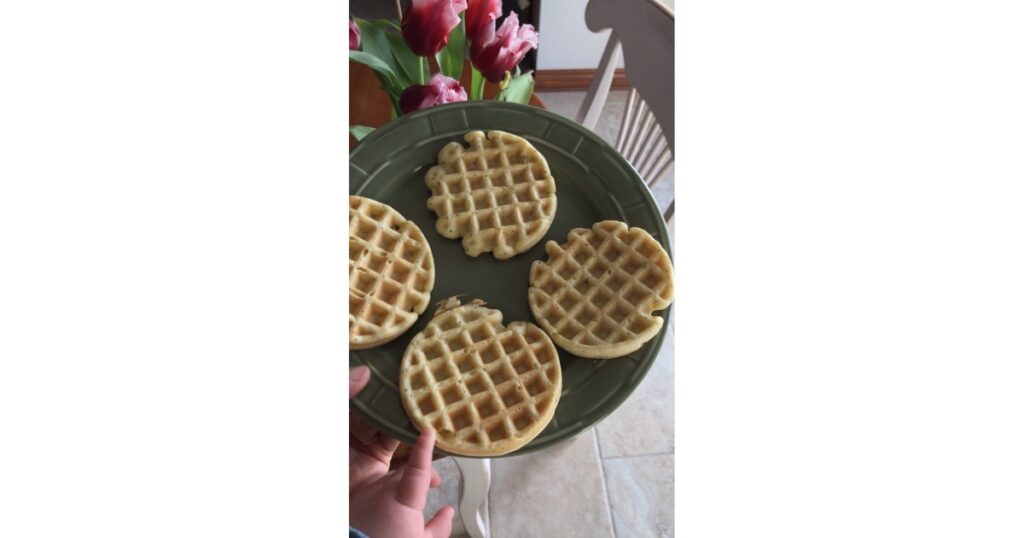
[349,366,370,399]
[430,467,441,488]
[395,428,435,510]
[351,413,401,456]
[425,506,455,538]
[380,433,401,452]
[349,412,379,446]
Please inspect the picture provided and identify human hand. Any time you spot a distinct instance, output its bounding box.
[349,366,454,538]
[349,366,404,490]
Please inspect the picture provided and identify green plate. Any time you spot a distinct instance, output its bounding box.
[349,101,671,457]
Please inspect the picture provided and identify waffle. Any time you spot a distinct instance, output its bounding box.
[349,195,435,350]
[399,298,562,456]
[425,131,557,260]
[528,221,674,359]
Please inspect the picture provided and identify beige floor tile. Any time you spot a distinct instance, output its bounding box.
[603,454,675,538]
[535,90,627,146]
[649,167,675,217]
[489,430,614,538]
[596,324,674,458]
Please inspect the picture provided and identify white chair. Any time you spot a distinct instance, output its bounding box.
[577,0,675,221]
[453,457,490,538]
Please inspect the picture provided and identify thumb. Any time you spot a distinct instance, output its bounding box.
[424,506,454,538]
[349,366,370,399]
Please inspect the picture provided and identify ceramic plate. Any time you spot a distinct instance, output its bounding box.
[349,101,671,457]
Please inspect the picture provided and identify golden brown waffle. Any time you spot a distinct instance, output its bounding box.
[349,196,435,350]
[528,221,674,359]
[425,131,557,260]
[399,298,562,456]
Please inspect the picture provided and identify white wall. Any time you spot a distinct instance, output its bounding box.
[537,0,672,70]
[537,0,622,70]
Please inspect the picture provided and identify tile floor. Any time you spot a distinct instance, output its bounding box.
[423,91,675,538]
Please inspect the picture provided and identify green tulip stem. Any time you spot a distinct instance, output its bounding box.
[470,66,485,101]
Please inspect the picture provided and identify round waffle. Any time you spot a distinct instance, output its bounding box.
[425,130,557,260]
[528,221,674,359]
[348,195,435,350]
[399,298,562,456]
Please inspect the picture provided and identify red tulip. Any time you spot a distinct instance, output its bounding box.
[349,19,360,50]
[399,74,468,114]
[470,12,538,83]
[466,0,501,47]
[401,0,468,57]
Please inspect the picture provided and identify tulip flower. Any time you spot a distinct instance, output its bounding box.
[470,12,538,83]
[466,0,501,47]
[399,74,468,114]
[401,0,468,57]
[349,19,360,50]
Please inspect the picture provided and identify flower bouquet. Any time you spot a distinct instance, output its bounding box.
[349,0,538,141]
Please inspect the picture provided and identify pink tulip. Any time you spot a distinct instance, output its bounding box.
[466,0,501,47]
[349,19,360,50]
[399,74,468,114]
[401,0,468,57]
[470,12,538,83]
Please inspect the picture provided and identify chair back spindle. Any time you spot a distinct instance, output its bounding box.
[577,0,675,221]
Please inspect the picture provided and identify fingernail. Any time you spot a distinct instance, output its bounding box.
[350,365,370,382]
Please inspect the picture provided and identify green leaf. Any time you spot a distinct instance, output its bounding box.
[384,29,424,85]
[350,49,401,89]
[498,72,534,104]
[470,65,485,101]
[436,15,465,81]
[350,50,407,106]
[354,17,410,86]
[349,125,375,141]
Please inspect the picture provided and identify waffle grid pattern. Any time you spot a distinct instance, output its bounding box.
[349,196,434,349]
[425,131,556,259]
[400,304,561,456]
[529,221,674,358]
